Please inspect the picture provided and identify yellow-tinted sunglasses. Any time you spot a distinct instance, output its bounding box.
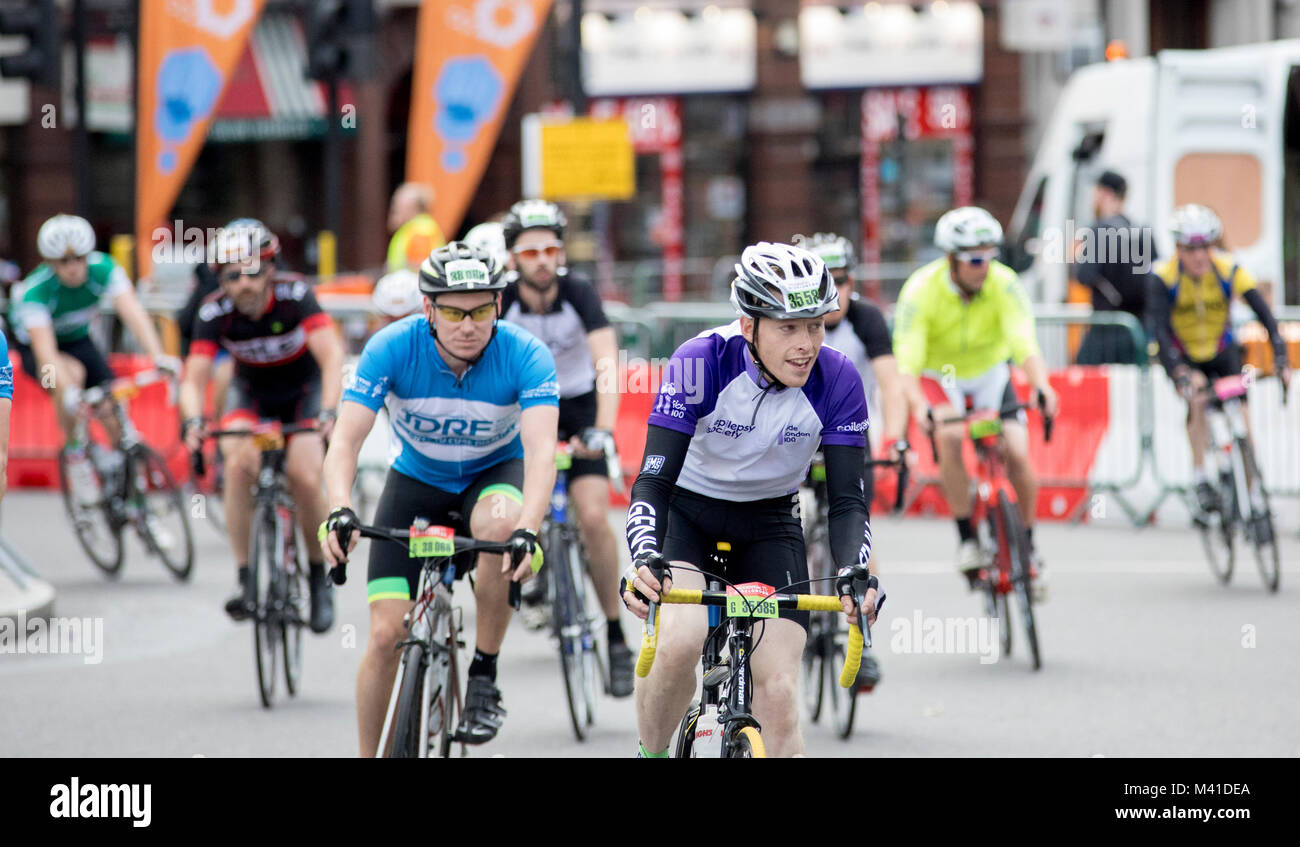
[434,301,497,322]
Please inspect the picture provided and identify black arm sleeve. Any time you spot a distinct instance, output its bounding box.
[1242,288,1287,360]
[625,424,691,560]
[849,301,893,360]
[1145,272,1184,378]
[823,443,872,571]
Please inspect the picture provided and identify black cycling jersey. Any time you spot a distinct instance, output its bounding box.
[500,270,609,400]
[190,274,331,396]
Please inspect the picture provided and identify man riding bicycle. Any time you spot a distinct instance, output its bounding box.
[179,222,343,634]
[497,199,634,696]
[892,207,1058,593]
[621,241,880,758]
[8,214,178,502]
[1146,203,1291,518]
[797,231,908,691]
[320,242,559,755]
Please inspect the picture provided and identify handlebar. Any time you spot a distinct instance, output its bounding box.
[82,368,178,407]
[635,588,869,687]
[324,520,530,608]
[190,422,320,477]
[925,396,1055,465]
[866,450,910,514]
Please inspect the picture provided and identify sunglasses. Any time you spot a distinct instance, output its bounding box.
[512,243,562,261]
[220,267,267,283]
[955,249,997,266]
[52,255,88,266]
[434,301,497,323]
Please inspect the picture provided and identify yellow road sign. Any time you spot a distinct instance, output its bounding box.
[539,117,635,201]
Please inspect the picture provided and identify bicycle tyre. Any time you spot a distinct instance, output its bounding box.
[984,509,1011,657]
[1198,469,1236,585]
[390,642,429,758]
[673,702,700,758]
[828,631,858,739]
[999,492,1041,671]
[551,531,591,741]
[58,446,124,576]
[1238,439,1280,593]
[728,725,766,758]
[436,636,462,758]
[801,619,826,723]
[249,501,279,708]
[131,444,195,581]
[568,539,601,726]
[282,550,306,696]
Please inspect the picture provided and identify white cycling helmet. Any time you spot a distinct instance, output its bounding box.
[795,232,856,273]
[464,221,509,269]
[1169,204,1222,247]
[372,268,424,318]
[731,242,839,320]
[934,206,1003,253]
[37,214,96,260]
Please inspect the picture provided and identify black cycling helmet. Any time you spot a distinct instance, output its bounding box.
[417,241,507,297]
[501,199,566,249]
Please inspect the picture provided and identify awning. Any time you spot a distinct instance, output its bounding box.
[209,13,355,143]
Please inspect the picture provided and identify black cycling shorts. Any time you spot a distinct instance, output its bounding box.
[662,487,811,632]
[223,377,322,427]
[557,389,606,480]
[365,460,524,603]
[1188,345,1243,382]
[16,334,114,390]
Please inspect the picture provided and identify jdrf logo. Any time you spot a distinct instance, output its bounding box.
[399,411,492,436]
[50,778,151,827]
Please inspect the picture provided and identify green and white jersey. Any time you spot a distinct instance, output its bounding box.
[8,251,132,344]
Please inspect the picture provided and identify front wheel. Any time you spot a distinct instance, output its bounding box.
[801,619,825,723]
[999,492,1041,671]
[827,630,858,739]
[389,642,429,758]
[249,502,280,708]
[283,553,306,696]
[551,531,593,741]
[130,444,195,581]
[58,445,123,576]
[727,724,766,758]
[1237,439,1280,593]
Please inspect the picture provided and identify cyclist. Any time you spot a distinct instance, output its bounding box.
[320,242,559,755]
[621,241,880,758]
[8,214,178,502]
[179,222,342,634]
[1146,203,1291,519]
[797,232,908,692]
[892,207,1058,593]
[386,183,446,272]
[498,199,635,697]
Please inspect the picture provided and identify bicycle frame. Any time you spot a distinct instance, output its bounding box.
[1203,383,1255,525]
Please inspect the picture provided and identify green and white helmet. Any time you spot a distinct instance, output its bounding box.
[417,242,507,296]
[37,214,96,260]
[934,206,1003,253]
[501,199,566,248]
[731,242,839,320]
[796,232,857,272]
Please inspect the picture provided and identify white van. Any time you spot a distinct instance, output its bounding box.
[1005,40,1300,309]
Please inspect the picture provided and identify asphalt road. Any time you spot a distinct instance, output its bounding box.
[2,490,1297,757]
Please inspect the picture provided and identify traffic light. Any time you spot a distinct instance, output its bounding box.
[303,0,374,82]
[0,0,60,88]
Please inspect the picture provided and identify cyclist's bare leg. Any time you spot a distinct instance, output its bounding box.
[570,474,622,620]
[467,491,523,654]
[633,562,706,754]
[47,354,86,443]
[357,598,415,757]
[220,421,257,570]
[91,398,123,447]
[1001,421,1036,528]
[934,408,971,518]
[285,432,328,562]
[749,616,807,757]
[1185,370,1210,470]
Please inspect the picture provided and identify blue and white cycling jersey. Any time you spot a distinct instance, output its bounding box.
[647,321,868,501]
[343,317,559,493]
[0,332,12,401]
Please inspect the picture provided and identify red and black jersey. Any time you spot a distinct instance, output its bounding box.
[190,274,332,394]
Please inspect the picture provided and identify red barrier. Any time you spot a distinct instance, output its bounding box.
[611,362,659,506]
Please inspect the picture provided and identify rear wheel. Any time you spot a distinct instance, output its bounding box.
[827,630,858,739]
[999,492,1041,670]
[728,725,766,758]
[249,503,280,708]
[58,445,123,576]
[130,444,195,581]
[390,642,429,758]
[801,618,825,723]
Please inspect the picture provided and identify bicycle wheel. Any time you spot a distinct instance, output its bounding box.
[1197,470,1236,585]
[1239,441,1280,592]
[435,635,463,758]
[551,532,592,740]
[983,511,1011,657]
[58,446,123,576]
[827,628,858,739]
[727,724,766,758]
[999,492,1040,671]
[801,618,825,723]
[249,502,280,708]
[569,540,601,726]
[673,702,700,758]
[282,553,307,696]
[390,641,429,758]
[130,444,195,581]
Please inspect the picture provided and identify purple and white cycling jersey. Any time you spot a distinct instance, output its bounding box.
[646,321,868,501]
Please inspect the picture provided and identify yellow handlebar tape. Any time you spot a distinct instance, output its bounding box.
[839,625,864,688]
[659,589,703,604]
[796,594,844,613]
[636,605,661,678]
